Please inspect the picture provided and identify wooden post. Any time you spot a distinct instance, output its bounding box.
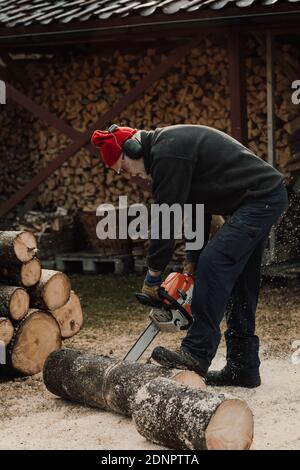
[228,32,248,146]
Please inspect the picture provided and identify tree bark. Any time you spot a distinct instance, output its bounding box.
[0,231,37,263]
[8,309,61,376]
[0,317,14,346]
[0,258,41,287]
[43,349,206,416]
[133,377,253,450]
[51,291,83,338]
[0,285,30,320]
[30,269,71,310]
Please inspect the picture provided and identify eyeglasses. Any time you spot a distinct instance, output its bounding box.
[117,152,126,174]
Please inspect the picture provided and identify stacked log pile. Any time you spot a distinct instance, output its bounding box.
[1,39,230,210]
[0,38,296,213]
[0,38,299,259]
[43,348,254,450]
[0,231,83,376]
[246,38,299,177]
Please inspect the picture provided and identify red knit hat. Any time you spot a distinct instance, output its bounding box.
[91,126,138,167]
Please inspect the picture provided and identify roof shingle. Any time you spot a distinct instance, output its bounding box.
[0,0,299,27]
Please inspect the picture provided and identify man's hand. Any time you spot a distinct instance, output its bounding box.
[142,270,162,301]
[182,260,196,277]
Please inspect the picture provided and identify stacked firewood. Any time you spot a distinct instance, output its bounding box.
[0,231,83,376]
[0,38,299,238]
[245,39,300,179]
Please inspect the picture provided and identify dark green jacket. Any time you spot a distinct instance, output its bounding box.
[140,124,283,271]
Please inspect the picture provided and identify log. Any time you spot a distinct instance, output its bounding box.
[30,269,71,310]
[0,231,37,263]
[133,377,253,450]
[51,291,83,338]
[8,309,61,376]
[0,258,41,287]
[0,285,30,320]
[43,349,206,416]
[0,317,14,346]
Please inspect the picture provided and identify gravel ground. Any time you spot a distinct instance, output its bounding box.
[0,275,299,450]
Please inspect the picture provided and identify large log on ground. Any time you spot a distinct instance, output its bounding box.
[30,269,71,310]
[0,231,37,263]
[8,309,61,376]
[0,285,30,320]
[43,349,206,416]
[0,258,41,287]
[51,291,83,338]
[133,377,253,450]
[0,317,14,346]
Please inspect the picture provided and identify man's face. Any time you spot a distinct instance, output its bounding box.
[110,153,131,179]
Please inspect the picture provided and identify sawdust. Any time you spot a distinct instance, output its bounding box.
[0,283,299,450]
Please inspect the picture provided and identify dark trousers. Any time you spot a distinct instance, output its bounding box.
[182,182,289,375]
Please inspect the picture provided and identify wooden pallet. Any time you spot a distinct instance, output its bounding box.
[262,261,300,286]
[134,256,182,274]
[55,252,133,274]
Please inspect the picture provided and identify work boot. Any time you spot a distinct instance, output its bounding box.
[151,346,206,377]
[206,364,261,388]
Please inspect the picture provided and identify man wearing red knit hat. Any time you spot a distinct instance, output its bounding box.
[91,124,288,388]
[91,126,148,179]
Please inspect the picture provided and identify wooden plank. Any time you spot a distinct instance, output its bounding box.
[0,38,200,217]
[228,32,248,145]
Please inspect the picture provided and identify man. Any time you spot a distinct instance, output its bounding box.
[91,124,288,387]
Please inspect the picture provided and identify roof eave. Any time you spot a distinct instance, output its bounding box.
[0,4,300,47]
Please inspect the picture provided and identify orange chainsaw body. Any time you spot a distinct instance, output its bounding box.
[161,272,194,317]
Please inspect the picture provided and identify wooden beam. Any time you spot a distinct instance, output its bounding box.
[0,58,98,158]
[0,3,299,41]
[228,32,248,145]
[0,37,200,217]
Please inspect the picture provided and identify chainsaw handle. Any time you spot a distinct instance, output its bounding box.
[135,292,163,308]
[135,290,192,327]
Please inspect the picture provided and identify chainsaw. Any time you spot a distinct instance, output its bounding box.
[124,272,194,362]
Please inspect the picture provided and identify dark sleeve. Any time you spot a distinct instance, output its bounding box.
[185,212,212,263]
[147,157,194,272]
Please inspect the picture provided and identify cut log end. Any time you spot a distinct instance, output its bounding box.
[205,398,254,450]
[31,270,71,310]
[9,309,62,376]
[43,272,71,310]
[14,231,37,262]
[21,258,41,287]
[133,377,254,450]
[0,317,14,346]
[51,291,83,338]
[174,370,207,391]
[9,287,30,320]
